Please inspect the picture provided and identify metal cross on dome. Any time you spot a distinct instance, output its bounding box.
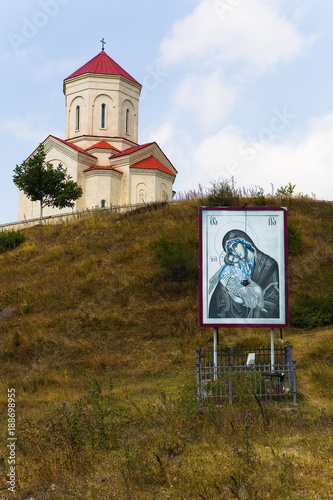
[100,38,106,51]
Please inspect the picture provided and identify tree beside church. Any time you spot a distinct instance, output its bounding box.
[17,47,177,220]
[14,145,83,219]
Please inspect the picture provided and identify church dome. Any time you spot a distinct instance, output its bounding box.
[64,50,141,86]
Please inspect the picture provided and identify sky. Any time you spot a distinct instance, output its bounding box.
[1,0,333,224]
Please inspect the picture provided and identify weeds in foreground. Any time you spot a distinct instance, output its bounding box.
[1,377,332,499]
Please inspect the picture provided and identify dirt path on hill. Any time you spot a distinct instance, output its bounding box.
[287,327,333,410]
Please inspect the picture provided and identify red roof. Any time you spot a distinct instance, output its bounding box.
[26,135,96,162]
[65,50,141,85]
[111,143,154,159]
[131,156,176,176]
[48,135,96,157]
[86,141,120,152]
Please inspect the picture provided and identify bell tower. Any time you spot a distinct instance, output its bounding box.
[63,46,142,151]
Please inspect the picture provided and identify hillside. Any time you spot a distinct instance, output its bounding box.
[0,197,332,499]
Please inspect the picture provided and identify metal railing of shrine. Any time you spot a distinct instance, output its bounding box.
[196,346,296,404]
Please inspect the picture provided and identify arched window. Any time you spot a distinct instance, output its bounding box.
[75,105,80,131]
[101,103,106,129]
[125,109,130,134]
[101,199,106,208]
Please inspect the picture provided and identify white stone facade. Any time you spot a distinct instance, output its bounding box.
[64,74,141,146]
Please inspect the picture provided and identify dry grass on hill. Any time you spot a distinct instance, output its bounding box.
[0,198,332,499]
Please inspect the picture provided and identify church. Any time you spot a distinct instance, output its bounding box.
[18,45,177,220]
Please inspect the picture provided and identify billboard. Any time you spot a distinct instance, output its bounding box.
[199,207,288,328]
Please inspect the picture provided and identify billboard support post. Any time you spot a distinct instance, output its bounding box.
[270,328,275,370]
[213,327,219,380]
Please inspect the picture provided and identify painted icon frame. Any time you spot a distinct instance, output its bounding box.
[199,207,288,328]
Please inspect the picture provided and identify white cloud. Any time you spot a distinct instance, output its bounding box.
[171,113,333,201]
[292,1,312,25]
[173,72,239,130]
[159,0,316,74]
[32,57,85,82]
[155,0,327,199]
[0,44,38,67]
[0,37,81,82]
[0,115,51,141]
[145,121,175,146]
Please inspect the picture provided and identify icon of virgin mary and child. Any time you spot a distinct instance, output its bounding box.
[209,229,280,319]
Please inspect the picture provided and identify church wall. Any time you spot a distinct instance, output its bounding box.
[154,174,174,202]
[84,171,122,209]
[18,190,78,220]
[129,170,175,205]
[46,150,79,181]
[18,191,37,220]
[113,165,130,206]
[130,174,153,204]
[75,161,88,212]
[90,150,115,166]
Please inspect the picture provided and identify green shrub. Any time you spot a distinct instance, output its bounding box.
[290,293,333,329]
[250,186,267,206]
[276,182,296,198]
[0,229,25,253]
[204,178,240,206]
[21,304,31,314]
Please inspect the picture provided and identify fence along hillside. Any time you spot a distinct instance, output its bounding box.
[0,201,168,232]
